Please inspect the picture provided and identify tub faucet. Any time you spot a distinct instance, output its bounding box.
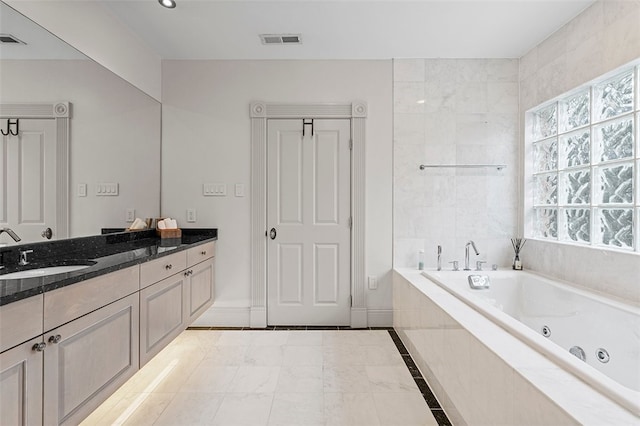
[464,240,479,271]
[437,245,442,271]
[0,228,21,242]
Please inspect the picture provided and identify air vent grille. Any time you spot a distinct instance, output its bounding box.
[259,34,302,45]
[0,34,26,45]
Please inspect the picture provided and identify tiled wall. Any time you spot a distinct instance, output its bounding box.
[393,59,520,269]
[519,0,640,304]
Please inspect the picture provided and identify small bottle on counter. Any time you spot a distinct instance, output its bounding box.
[418,249,424,270]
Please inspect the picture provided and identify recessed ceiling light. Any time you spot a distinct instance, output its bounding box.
[158,0,176,9]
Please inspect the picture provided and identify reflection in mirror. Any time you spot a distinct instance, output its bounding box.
[0,2,161,246]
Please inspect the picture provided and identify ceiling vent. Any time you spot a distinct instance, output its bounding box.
[259,34,302,45]
[0,34,26,45]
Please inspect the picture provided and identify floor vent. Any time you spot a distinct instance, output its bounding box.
[259,34,302,45]
[0,34,26,44]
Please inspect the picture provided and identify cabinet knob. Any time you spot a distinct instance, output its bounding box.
[165,264,173,270]
[184,271,189,277]
[32,342,46,352]
[201,251,206,255]
[48,334,62,344]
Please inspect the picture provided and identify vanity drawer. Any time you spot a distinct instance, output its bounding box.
[0,295,43,353]
[140,251,187,289]
[44,266,139,332]
[186,242,215,267]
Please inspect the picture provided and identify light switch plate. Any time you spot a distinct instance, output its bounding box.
[235,183,245,197]
[77,183,87,197]
[96,182,119,196]
[203,183,227,196]
[186,209,197,223]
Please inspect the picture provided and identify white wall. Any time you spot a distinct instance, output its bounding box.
[519,0,640,304]
[6,0,162,101]
[0,59,161,237]
[393,58,520,270]
[161,60,393,326]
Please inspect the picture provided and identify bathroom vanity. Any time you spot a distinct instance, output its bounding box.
[0,229,217,425]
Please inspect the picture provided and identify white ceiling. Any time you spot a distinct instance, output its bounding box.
[101,0,595,60]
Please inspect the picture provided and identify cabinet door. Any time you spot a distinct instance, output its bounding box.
[186,258,215,324]
[139,273,187,366]
[43,293,139,426]
[0,337,43,426]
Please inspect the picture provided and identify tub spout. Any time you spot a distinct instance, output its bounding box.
[464,240,479,271]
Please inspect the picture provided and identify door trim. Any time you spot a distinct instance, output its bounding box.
[0,102,70,239]
[250,102,367,328]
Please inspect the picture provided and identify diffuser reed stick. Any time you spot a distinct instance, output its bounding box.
[511,238,526,270]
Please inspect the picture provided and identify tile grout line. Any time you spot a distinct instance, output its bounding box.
[387,329,453,426]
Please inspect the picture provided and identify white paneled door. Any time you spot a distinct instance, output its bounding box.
[267,119,351,325]
[1,119,57,243]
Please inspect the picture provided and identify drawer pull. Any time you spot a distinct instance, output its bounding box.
[48,334,62,344]
[165,264,173,270]
[32,342,46,352]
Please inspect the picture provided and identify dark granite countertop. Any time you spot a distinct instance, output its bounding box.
[0,228,217,306]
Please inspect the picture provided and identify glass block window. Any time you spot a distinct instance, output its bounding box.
[528,64,640,252]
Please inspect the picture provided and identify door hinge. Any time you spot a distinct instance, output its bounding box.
[348,216,352,229]
[349,139,353,150]
[349,295,353,307]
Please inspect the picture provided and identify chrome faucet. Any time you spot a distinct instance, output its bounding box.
[0,228,21,242]
[464,240,479,271]
[437,245,442,271]
[19,249,33,266]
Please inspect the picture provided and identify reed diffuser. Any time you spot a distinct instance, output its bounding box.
[511,238,526,270]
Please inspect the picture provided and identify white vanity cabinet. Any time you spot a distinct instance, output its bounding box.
[139,243,216,365]
[0,239,215,425]
[185,257,215,324]
[0,336,44,426]
[43,293,139,426]
[139,271,188,366]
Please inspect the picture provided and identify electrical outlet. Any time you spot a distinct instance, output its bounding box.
[187,209,196,223]
[125,208,135,223]
[235,183,245,197]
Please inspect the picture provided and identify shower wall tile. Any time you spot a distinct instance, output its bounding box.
[393,58,519,268]
[394,82,425,113]
[393,59,425,82]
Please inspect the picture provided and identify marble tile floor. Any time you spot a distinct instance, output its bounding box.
[82,329,449,426]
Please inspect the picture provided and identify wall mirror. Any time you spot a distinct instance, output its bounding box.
[0,1,161,245]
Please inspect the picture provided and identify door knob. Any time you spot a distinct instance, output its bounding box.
[269,228,277,240]
[41,227,53,239]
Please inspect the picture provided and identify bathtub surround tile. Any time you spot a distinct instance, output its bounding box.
[393,58,425,82]
[394,269,640,426]
[394,58,519,269]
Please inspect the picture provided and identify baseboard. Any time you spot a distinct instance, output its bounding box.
[190,306,251,328]
[367,309,393,327]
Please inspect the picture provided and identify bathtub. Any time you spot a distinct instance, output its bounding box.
[393,269,640,426]
[422,269,640,418]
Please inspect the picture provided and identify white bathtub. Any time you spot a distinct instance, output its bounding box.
[422,269,640,417]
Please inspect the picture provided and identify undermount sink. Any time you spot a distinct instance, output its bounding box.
[1,261,96,280]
